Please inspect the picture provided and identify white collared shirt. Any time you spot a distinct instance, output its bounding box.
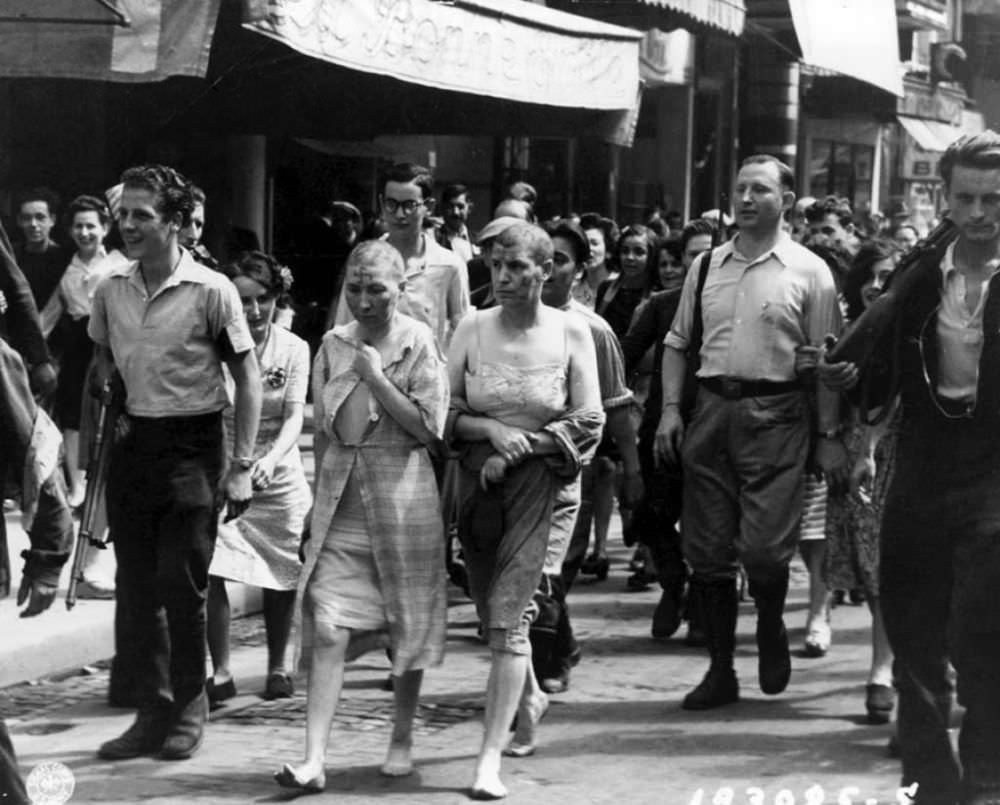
[936,242,1000,400]
[664,233,840,382]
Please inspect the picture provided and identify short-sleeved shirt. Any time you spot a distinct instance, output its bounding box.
[88,249,253,418]
[664,234,839,382]
[564,299,633,411]
[334,233,469,349]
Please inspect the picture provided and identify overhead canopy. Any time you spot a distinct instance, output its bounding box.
[0,0,222,82]
[788,0,904,97]
[242,0,642,111]
[898,115,952,152]
[898,113,985,153]
[637,0,746,36]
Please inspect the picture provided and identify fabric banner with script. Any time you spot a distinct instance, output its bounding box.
[0,0,222,82]
[242,0,642,111]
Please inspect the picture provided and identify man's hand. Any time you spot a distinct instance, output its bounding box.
[814,437,850,497]
[251,453,278,491]
[480,454,508,489]
[221,467,253,522]
[850,453,875,502]
[654,406,685,468]
[30,362,57,400]
[16,577,58,617]
[818,358,859,391]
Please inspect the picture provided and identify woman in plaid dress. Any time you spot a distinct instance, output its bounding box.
[276,240,449,793]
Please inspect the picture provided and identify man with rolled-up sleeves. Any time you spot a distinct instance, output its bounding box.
[90,164,261,761]
[656,154,845,711]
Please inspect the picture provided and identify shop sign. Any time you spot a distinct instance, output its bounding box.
[639,28,694,86]
[245,0,641,110]
[902,139,942,181]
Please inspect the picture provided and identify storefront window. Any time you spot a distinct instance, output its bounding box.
[809,139,875,211]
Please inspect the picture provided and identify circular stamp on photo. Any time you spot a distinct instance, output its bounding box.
[25,761,75,805]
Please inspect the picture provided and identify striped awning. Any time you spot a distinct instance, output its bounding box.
[637,0,746,36]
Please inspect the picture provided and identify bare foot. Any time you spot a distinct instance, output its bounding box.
[503,691,548,757]
[380,738,413,777]
[274,760,325,792]
[470,755,507,800]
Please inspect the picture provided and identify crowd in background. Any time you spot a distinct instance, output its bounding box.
[0,150,966,802]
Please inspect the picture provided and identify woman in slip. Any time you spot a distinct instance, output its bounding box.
[275,239,449,793]
[447,222,604,800]
[206,252,311,704]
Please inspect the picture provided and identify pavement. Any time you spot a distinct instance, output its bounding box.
[2,548,915,805]
[2,418,917,804]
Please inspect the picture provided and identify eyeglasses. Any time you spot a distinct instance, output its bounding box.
[382,197,424,216]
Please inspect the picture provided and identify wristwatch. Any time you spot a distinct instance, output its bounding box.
[230,456,254,471]
[816,426,842,440]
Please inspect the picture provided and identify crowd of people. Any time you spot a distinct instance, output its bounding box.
[2,130,1000,803]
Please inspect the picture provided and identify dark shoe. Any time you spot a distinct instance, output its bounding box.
[540,667,570,694]
[757,620,791,695]
[97,708,170,759]
[651,588,683,639]
[263,672,294,700]
[682,667,740,710]
[626,569,656,592]
[581,553,610,580]
[159,693,207,760]
[865,683,895,725]
[205,677,236,706]
[849,587,866,605]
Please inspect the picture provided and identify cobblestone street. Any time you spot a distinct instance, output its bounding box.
[2,549,918,805]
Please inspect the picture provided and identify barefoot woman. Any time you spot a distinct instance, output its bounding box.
[276,239,449,791]
[448,222,603,799]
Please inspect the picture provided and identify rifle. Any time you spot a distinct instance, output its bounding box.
[826,218,957,368]
[825,218,958,424]
[66,376,122,609]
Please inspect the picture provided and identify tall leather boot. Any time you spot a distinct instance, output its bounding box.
[682,577,739,710]
[749,566,792,695]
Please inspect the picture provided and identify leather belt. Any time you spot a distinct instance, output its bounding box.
[699,376,801,400]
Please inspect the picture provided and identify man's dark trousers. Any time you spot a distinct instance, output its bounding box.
[107,413,222,715]
[881,411,1000,803]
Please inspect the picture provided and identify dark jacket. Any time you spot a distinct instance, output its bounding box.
[620,288,702,430]
[0,223,49,368]
[863,246,1000,428]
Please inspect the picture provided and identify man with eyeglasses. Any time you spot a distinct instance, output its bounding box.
[332,163,468,349]
[822,130,1000,803]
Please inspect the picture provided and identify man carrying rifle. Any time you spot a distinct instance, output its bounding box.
[822,131,1000,804]
[655,155,846,710]
[90,165,261,762]
[0,217,72,804]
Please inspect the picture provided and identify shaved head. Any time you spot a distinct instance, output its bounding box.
[345,239,405,285]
